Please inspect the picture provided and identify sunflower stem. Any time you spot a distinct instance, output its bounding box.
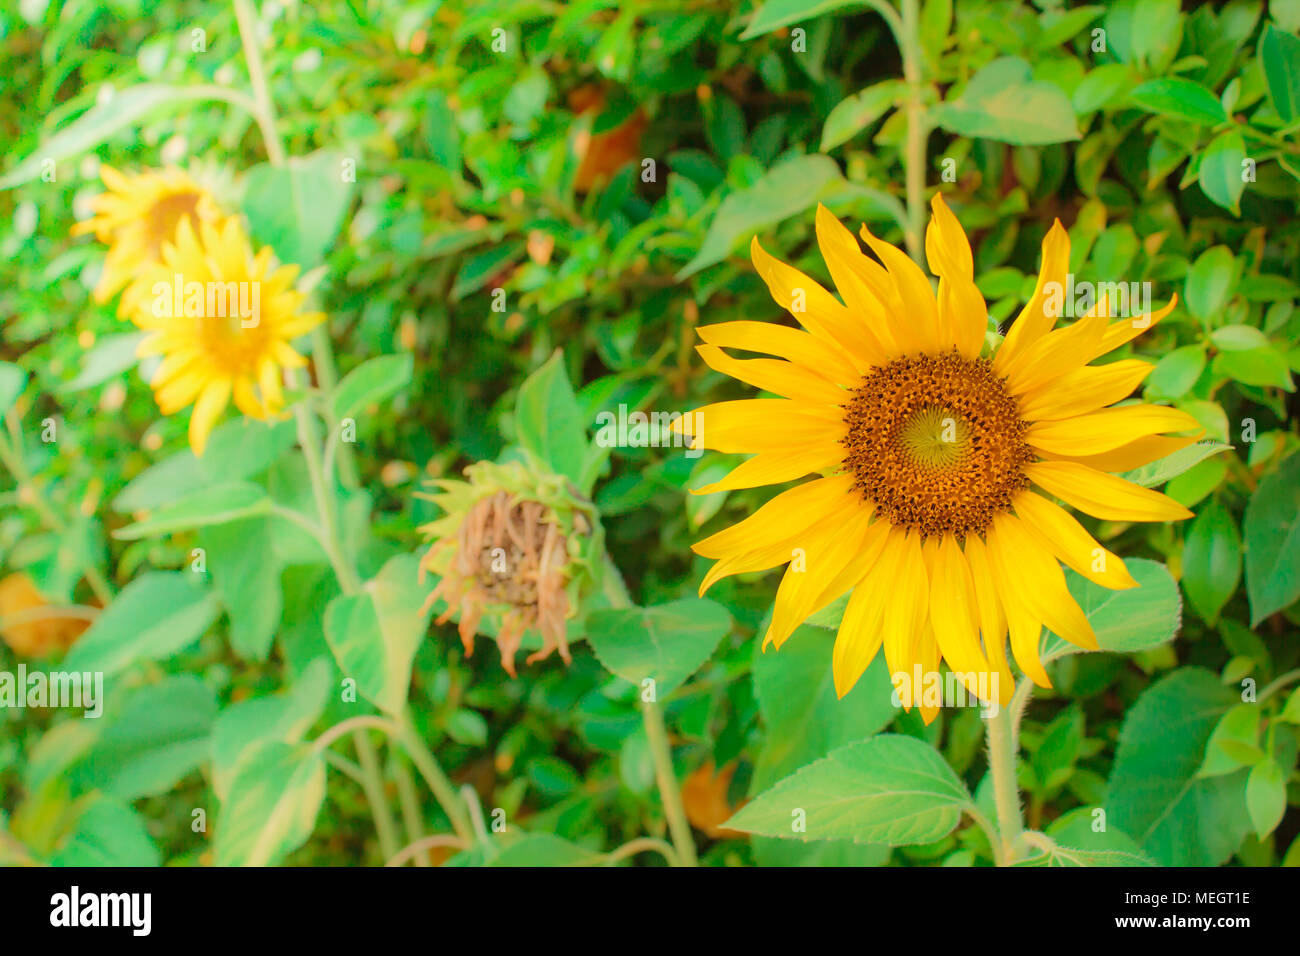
[899,0,928,264]
[351,728,402,864]
[641,696,699,867]
[986,703,1025,865]
[232,0,287,167]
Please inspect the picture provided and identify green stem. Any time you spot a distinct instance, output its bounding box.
[352,729,401,864]
[641,697,698,867]
[986,704,1024,865]
[232,0,287,166]
[603,836,679,867]
[899,0,928,264]
[392,753,431,867]
[293,403,360,594]
[395,716,475,843]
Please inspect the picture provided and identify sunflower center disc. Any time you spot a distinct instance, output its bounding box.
[841,351,1033,539]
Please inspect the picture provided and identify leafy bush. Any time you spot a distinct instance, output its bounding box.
[1,0,1297,868]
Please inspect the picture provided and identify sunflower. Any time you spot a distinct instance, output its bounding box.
[72,165,223,305]
[417,459,603,676]
[679,196,1200,722]
[127,216,323,456]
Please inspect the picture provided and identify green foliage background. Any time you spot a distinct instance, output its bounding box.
[1,0,1298,867]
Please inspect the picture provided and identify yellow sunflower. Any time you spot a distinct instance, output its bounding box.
[72,165,223,305]
[128,216,324,456]
[679,196,1200,722]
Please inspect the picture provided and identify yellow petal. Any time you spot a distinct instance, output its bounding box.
[995,220,1069,369]
[1013,491,1136,590]
[925,193,986,358]
[1017,359,1152,421]
[691,442,842,495]
[696,321,860,385]
[810,205,897,360]
[1027,460,1195,523]
[749,234,886,372]
[962,536,1014,706]
[1026,404,1202,457]
[678,399,845,454]
[188,378,232,457]
[859,223,942,354]
[928,535,994,701]
[1039,433,1199,473]
[693,474,856,558]
[1089,295,1178,359]
[695,344,845,404]
[983,523,1050,687]
[881,530,930,681]
[764,508,888,650]
[1000,308,1110,396]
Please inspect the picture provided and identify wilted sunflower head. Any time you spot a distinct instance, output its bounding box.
[679,196,1200,722]
[126,216,323,456]
[72,165,223,305]
[418,459,603,677]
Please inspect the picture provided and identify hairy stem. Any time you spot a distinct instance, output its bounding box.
[986,704,1025,865]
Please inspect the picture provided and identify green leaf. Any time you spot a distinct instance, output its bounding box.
[0,85,247,190]
[1197,130,1246,215]
[677,154,844,278]
[1197,703,1262,778]
[585,597,731,698]
[1181,497,1242,625]
[211,658,331,803]
[69,676,217,801]
[726,734,974,846]
[1210,323,1269,351]
[1040,807,1154,867]
[63,571,218,677]
[1145,345,1206,399]
[1118,440,1230,488]
[57,331,147,393]
[739,0,885,39]
[1246,758,1287,839]
[1213,347,1295,391]
[932,57,1081,145]
[201,517,283,661]
[0,361,27,416]
[47,797,160,867]
[113,418,297,512]
[751,623,897,789]
[1105,667,1249,866]
[330,353,414,423]
[243,149,353,270]
[323,554,431,714]
[113,482,272,540]
[1260,24,1300,125]
[820,81,904,151]
[1043,559,1181,661]
[1129,77,1228,125]
[214,740,325,867]
[514,349,590,490]
[486,833,599,866]
[1243,450,1300,624]
[1184,245,1238,321]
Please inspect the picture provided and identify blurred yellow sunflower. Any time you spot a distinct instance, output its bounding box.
[72,165,223,305]
[680,196,1200,721]
[128,216,323,456]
